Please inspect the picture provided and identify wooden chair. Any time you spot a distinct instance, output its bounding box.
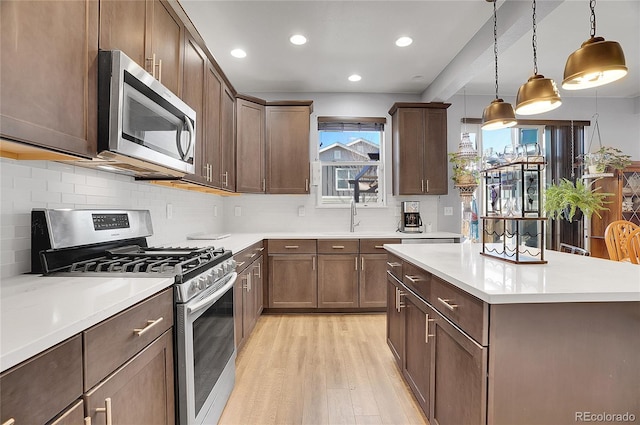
[559,243,590,256]
[604,220,640,261]
[627,227,640,265]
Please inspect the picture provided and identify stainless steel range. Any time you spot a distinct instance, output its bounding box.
[31,208,237,425]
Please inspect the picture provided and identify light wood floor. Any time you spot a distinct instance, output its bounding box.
[219,314,427,425]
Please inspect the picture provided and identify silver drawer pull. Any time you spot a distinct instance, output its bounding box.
[257,247,265,252]
[235,261,246,267]
[284,245,299,249]
[375,245,384,249]
[133,317,164,336]
[437,297,458,311]
[386,262,401,267]
[405,275,422,283]
[95,397,112,425]
[250,253,257,258]
[2,418,16,425]
[332,245,345,249]
[425,313,435,343]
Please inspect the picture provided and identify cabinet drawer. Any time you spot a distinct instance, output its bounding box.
[268,239,317,254]
[83,288,173,390]
[431,276,487,345]
[235,241,264,273]
[0,335,83,425]
[386,253,403,280]
[318,239,359,253]
[403,261,431,303]
[360,238,400,254]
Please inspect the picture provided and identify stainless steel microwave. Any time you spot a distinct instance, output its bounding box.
[97,50,196,178]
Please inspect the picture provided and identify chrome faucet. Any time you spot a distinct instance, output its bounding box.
[350,199,360,232]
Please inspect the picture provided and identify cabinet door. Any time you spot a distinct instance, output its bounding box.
[236,99,266,193]
[423,108,448,194]
[99,0,148,66]
[49,400,85,425]
[0,335,83,425]
[386,273,404,367]
[150,0,182,96]
[268,254,317,308]
[221,85,236,191]
[85,330,175,425]
[403,290,433,418]
[266,106,310,194]
[234,267,245,349]
[1,0,98,158]
[253,255,264,316]
[431,313,487,425]
[182,33,207,180]
[205,63,223,188]
[359,253,388,308]
[318,254,359,308]
[393,108,424,195]
[242,266,257,339]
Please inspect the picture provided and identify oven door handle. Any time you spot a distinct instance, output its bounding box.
[187,272,237,314]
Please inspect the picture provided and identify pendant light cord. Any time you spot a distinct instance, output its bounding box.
[493,0,499,100]
[590,0,597,38]
[463,86,468,133]
[570,120,575,179]
[531,0,538,75]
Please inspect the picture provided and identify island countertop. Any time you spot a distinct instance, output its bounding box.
[384,243,640,304]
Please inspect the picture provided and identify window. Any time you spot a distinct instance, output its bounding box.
[317,117,385,206]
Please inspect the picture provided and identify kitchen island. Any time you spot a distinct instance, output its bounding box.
[384,243,639,425]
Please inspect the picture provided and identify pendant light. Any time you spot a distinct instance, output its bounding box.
[515,0,562,115]
[562,0,627,90]
[481,0,517,131]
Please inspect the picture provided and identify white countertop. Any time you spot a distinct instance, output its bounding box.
[0,274,173,372]
[0,230,461,373]
[385,243,640,304]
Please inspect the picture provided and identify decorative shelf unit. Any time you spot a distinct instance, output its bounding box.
[481,159,547,264]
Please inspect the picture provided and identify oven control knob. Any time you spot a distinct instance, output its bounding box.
[197,276,207,290]
[213,266,222,280]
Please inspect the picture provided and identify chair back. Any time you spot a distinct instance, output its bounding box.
[604,220,640,261]
[627,227,640,265]
[559,243,590,256]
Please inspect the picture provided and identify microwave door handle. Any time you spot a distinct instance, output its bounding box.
[178,116,194,161]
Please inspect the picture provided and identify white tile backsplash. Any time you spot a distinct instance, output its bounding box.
[0,158,225,279]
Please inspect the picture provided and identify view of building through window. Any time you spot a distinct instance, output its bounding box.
[318,124,383,205]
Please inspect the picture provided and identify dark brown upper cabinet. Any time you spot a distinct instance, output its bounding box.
[0,0,98,159]
[236,96,266,193]
[390,103,451,195]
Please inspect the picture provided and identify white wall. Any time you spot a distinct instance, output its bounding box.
[0,159,225,279]
[226,92,441,234]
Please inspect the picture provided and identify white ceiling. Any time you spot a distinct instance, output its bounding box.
[179,0,640,100]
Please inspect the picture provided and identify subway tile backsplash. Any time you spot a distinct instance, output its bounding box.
[0,158,224,279]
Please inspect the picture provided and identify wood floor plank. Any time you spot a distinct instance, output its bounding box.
[218,313,427,425]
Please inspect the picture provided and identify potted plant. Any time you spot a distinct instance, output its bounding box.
[579,146,632,174]
[449,153,480,186]
[544,178,613,221]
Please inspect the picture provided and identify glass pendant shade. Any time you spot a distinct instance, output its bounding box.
[481,99,517,131]
[516,74,562,115]
[562,37,628,90]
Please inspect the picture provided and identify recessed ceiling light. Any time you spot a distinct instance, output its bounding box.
[348,74,362,82]
[230,48,247,58]
[290,34,307,45]
[395,36,413,47]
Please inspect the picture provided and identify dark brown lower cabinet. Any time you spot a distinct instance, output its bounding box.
[386,273,404,367]
[50,400,85,425]
[84,330,174,425]
[403,289,433,417]
[318,254,358,308]
[359,253,388,308]
[269,254,317,308]
[431,309,487,425]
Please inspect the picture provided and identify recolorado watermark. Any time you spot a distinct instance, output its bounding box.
[575,411,636,422]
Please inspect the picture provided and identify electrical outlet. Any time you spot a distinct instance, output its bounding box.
[166,203,173,219]
[213,205,218,217]
[298,206,305,217]
[444,207,453,216]
[234,206,241,217]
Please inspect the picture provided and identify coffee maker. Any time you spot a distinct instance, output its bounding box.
[400,201,423,233]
